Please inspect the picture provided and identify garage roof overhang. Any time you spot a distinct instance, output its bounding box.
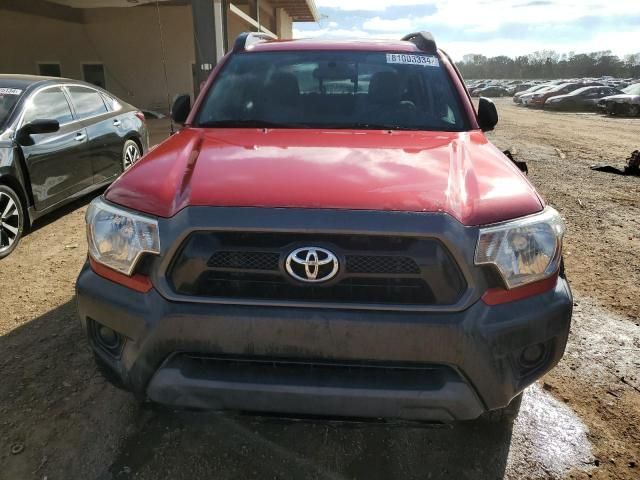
[45,0,318,22]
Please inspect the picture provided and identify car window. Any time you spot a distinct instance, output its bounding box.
[101,93,122,112]
[0,86,23,128]
[66,86,108,120]
[22,87,74,125]
[195,51,468,131]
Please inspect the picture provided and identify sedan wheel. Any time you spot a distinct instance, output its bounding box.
[629,105,640,117]
[122,140,141,171]
[0,185,24,259]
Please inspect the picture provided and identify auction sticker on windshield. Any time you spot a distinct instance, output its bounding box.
[0,88,22,95]
[386,54,439,67]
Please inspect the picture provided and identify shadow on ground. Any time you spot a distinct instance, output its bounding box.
[106,408,513,480]
[0,299,514,480]
[25,187,105,234]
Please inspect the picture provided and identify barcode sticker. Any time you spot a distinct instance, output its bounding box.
[386,54,439,67]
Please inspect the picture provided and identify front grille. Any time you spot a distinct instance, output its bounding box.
[346,255,420,274]
[208,251,280,271]
[176,354,455,391]
[168,232,466,307]
[198,271,433,304]
[208,251,420,275]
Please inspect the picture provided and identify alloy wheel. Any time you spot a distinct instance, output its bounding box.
[123,142,141,170]
[0,191,21,254]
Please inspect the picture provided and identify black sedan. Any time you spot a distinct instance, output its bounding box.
[544,86,622,111]
[471,86,511,97]
[0,74,148,258]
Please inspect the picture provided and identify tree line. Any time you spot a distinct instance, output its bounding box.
[457,51,640,79]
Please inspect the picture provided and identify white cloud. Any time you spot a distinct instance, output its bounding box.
[314,0,423,11]
[414,0,640,32]
[293,27,378,39]
[439,30,640,60]
[362,17,415,32]
[294,1,640,59]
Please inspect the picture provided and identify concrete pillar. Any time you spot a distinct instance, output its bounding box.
[275,8,292,39]
[191,0,225,94]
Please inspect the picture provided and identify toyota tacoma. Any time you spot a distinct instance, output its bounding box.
[76,32,572,423]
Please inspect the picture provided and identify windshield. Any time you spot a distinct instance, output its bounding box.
[195,51,468,131]
[569,87,596,96]
[0,85,23,129]
[623,83,640,95]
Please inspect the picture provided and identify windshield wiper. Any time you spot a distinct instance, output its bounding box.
[322,122,416,131]
[197,119,305,129]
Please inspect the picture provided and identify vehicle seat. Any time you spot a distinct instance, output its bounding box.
[263,72,300,121]
[366,71,417,125]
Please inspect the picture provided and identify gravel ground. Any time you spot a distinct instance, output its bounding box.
[0,104,638,479]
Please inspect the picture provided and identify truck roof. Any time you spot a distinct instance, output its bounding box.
[248,38,426,53]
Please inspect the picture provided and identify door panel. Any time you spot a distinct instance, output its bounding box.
[20,87,92,211]
[66,86,124,183]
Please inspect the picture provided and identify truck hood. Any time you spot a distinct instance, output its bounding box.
[105,128,543,226]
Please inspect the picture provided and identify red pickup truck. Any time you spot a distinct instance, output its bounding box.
[76,32,572,423]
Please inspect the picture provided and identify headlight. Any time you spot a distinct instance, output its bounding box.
[475,207,564,289]
[86,197,160,275]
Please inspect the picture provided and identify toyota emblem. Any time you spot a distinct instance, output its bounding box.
[285,247,339,283]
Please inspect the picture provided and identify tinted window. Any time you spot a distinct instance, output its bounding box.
[195,51,467,131]
[23,87,74,125]
[67,86,108,119]
[100,93,122,112]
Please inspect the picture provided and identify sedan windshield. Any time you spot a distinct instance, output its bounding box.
[195,51,467,131]
[569,86,597,96]
[623,83,640,95]
[0,85,23,129]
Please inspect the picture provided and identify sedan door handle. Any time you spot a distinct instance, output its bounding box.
[113,119,121,127]
[75,133,87,142]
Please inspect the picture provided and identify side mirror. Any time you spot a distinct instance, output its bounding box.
[16,119,60,146]
[171,94,191,124]
[477,97,498,132]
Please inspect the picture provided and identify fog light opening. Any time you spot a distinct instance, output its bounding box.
[98,326,120,349]
[89,319,125,358]
[519,343,546,369]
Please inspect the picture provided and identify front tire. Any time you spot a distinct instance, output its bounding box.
[122,139,141,171]
[0,185,25,259]
[629,104,640,117]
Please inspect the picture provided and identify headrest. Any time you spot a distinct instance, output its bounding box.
[368,71,403,105]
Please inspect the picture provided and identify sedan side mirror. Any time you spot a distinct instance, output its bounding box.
[16,119,60,146]
[477,97,498,132]
[171,94,191,124]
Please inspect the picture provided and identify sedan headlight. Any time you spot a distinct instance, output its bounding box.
[475,207,564,289]
[86,197,160,275]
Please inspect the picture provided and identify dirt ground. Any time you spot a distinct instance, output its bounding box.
[0,103,638,479]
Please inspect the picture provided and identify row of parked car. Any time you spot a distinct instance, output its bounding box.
[467,78,640,115]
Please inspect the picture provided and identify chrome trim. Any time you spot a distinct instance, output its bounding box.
[285,246,340,283]
[15,83,115,132]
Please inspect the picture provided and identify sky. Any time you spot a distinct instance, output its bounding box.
[293,0,640,61]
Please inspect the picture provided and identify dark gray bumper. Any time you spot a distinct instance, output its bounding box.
[76,262,572,421]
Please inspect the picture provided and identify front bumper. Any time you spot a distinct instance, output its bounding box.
[76,262,572,421]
